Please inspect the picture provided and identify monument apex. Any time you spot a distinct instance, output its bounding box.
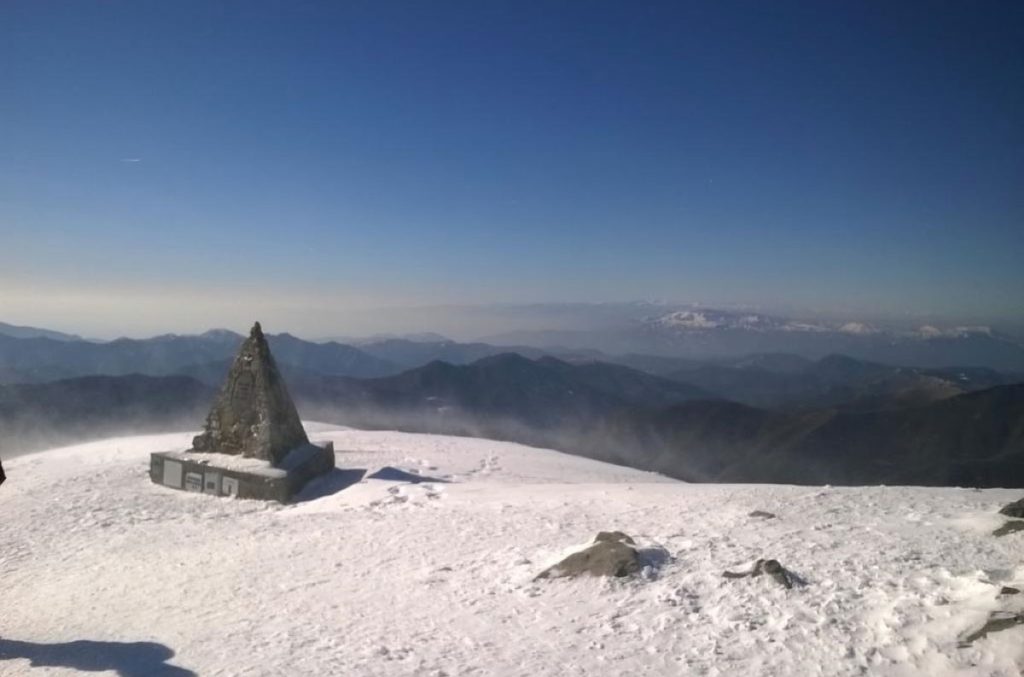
[191,321,309,465]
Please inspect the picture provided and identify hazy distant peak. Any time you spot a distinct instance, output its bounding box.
[200,328,244,341]
[0,321,83,342]
[323,332,452,345]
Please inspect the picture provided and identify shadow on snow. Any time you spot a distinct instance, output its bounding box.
[292,465,453,503]
[366,466,451,484]
[0,638,195,677]
[292,467,368,502]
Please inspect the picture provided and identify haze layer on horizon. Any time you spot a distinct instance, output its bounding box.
[2,1,1022,339]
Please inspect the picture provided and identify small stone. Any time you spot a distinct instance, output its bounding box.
[999,586,1020,596]
[748,510,776,519]
[723,558,793,589]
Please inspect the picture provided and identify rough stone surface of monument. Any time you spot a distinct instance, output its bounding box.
[191,322,308,466]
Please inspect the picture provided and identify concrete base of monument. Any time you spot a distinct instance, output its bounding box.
[150,441,336,503]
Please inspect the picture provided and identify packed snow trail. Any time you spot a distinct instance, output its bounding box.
[1,424,1023,676]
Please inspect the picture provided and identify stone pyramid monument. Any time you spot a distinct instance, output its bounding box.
[151,322,335,502]
[191,321,309,466]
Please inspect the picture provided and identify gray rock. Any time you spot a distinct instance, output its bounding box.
[999,586,1021,596]
[960,611,1024,646]
[723,558,793,589]
[191,322,309,466]
[535,532,642,580]
[748,510,776,519]
[993,520,1024,537]
[999,497,1024,518]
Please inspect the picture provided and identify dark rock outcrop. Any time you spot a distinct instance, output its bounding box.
[748,510,776,519]
[999,497,1024,518]
[191,322,308,465]
[535,532,641,580]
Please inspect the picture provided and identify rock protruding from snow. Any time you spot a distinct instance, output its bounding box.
[993,520,1024,537]
[999,497,1024,518]
[723,558,794,589]
[960,612,1024,646]
[536,532,642,580]
[191,321,309,465]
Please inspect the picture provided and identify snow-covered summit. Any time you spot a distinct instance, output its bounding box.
[2,425,1023,675]
[645,308,1006,343]
[651,309,789,332]
[838,321,879,335]
[916,325,995,339]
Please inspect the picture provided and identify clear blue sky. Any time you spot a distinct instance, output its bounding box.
[2,1,1022,337]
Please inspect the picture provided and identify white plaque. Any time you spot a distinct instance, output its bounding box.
[162,460,183,488]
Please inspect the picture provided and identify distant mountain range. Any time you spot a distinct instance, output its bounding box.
[661,353,1011,411]
[289,353,716,428]
[482,306,1024,371]
[611,384,1024,487]
[0,330,397,384]
[2,319,1023,486]
[2,320,1020,392]
[3,349,1022,487]
[0,328,609,386]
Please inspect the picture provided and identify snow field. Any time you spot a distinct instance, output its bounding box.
[1,424,1022,676]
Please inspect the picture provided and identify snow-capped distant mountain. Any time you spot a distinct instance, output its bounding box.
[646,309,992,340]
[837,321,879,335]
[635,308,1024,370]
[652,310,782,331]
[915,324,994,339]
[483,305,1024,370]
